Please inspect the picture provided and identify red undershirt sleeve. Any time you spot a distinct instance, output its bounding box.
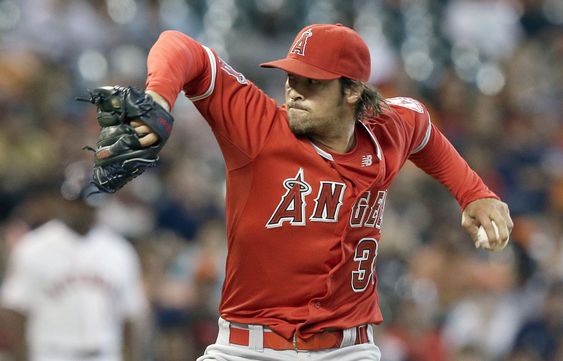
[408,123,499,210]
[145,30,210,110]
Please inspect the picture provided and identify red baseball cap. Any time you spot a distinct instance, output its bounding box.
[260,23,371,82]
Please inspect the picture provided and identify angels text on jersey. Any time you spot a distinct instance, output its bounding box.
[266,168,387,230]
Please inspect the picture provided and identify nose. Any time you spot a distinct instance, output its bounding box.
[286,79,303,101]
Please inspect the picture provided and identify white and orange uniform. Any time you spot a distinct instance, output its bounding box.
[146,31,498,355]
[0,220,147,361]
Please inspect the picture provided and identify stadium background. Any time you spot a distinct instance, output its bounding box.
[0,0,561,360]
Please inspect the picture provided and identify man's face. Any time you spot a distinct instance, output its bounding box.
[284,74,348,138]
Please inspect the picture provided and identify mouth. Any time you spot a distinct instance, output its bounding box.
[288,105,308,112]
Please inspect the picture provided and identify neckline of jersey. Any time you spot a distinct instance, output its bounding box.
[313,126,367,161]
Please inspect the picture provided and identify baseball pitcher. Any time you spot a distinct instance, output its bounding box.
[82,23,512,360]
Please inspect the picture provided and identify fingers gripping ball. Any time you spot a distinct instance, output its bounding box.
[476,221,508,250]
[79,86,174,193]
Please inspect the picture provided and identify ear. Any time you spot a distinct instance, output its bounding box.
[343,82,362,105]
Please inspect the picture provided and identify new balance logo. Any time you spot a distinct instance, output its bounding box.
[361,155,373,167]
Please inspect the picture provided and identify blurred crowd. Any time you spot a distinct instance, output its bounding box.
[0,0,562,360]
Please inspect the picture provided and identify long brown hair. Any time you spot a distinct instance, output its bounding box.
[340,77,386,121]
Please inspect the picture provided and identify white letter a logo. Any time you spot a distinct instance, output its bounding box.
[290,29,313,56]
[266,168,312,228]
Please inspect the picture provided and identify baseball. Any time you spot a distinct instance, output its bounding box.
[476,221,499,248]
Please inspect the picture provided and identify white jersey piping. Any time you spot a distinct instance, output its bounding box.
[411,115,432,154]
[189,45,217,102]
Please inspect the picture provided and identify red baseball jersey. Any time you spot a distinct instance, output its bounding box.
[146,31,498,340]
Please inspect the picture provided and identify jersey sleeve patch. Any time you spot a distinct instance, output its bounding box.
[219,58,248,85]
[188,45,217,102]
[386,97,425,114]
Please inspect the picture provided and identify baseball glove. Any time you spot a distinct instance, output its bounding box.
[78,86,174,193]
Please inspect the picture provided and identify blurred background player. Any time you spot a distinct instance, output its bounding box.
[0,163,149,361]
